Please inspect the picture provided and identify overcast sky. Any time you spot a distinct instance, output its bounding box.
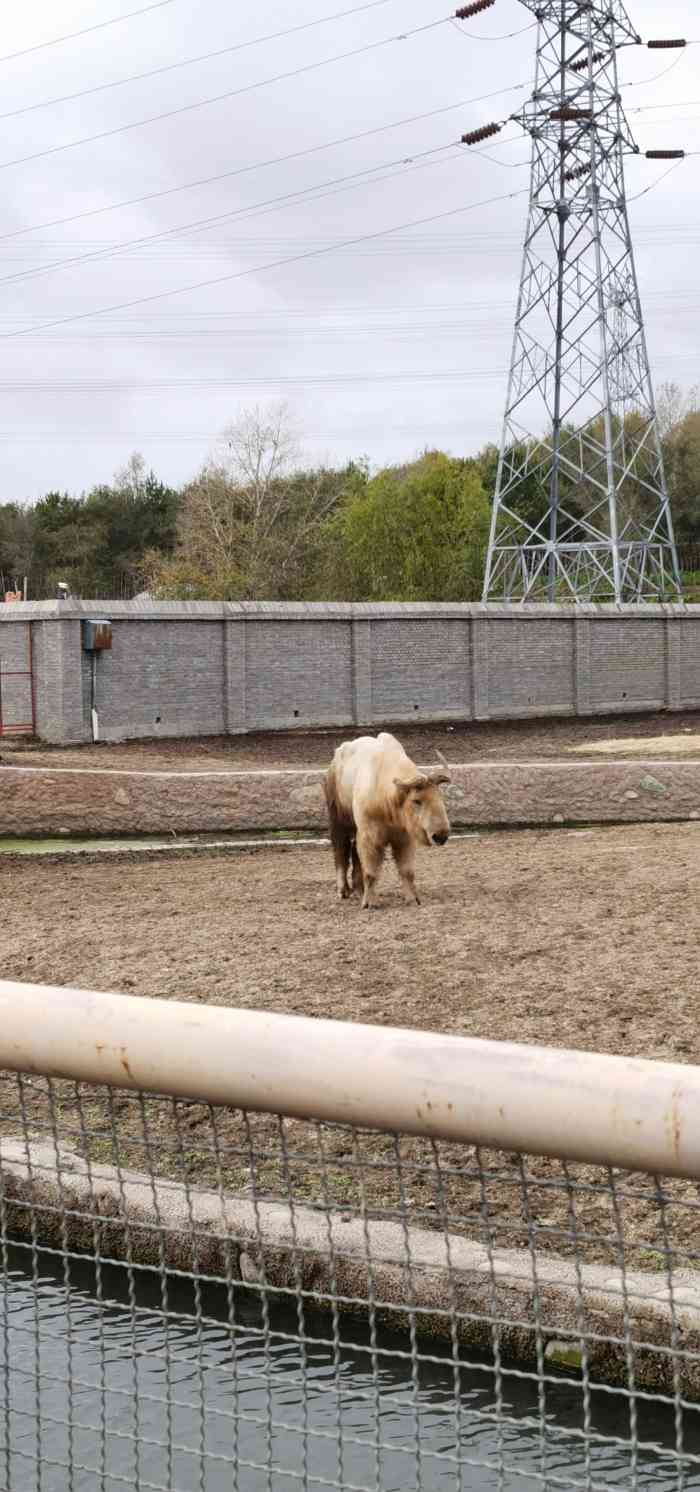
[0,0,698,499]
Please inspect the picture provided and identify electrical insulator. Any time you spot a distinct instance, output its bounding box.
[647,38,686,49]
[564,162,592,181]
[460,122,503,146]
[455,0,495,17]
[570,49,608,72]
[550,108,593,121]
[645,149,685,159]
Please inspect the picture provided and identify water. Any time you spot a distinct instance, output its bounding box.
[2,1241,699,1491]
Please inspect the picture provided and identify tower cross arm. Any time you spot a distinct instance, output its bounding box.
[514,0,641,47]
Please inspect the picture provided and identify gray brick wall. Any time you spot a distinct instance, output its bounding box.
[0,621,33,733]
[369,619,472,721]
[81,620,227,740]
[484,617,576,717]
[1,599,699,744]
[589,618,667,711]
[244,620,353,730]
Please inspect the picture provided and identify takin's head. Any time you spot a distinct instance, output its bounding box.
[393,750,451,848]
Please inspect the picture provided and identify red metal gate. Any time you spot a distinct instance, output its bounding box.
[0,624,35,736]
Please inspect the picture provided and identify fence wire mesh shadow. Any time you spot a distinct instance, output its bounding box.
[2,1072,700,1490]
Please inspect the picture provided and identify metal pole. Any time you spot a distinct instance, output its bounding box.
[547,0,568,602]
[2,979,700,1179]
[586,5,622,605]
[482,20,543,603]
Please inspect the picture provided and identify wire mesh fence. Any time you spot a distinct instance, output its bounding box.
[3,1068,700,1490]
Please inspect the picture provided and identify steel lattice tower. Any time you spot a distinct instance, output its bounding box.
[482,0,682,604]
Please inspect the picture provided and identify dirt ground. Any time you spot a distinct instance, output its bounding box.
[2,820,700,1267]
[5,708,700,771]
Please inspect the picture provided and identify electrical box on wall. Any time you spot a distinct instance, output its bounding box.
[82,620,112,651]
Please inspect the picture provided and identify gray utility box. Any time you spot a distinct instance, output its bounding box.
[82,620,113,652]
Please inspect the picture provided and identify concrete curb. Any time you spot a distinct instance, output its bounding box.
[2,1138,697,1396]
[1,759,700,836]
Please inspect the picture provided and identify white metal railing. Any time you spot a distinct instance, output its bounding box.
[2,978,700,1491]
[0,978,699,1177]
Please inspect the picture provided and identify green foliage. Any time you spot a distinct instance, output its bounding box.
[85,455,178,592]
[321,451,490,601]
[147,459,365,601]
[22,455,178,597]
[477,439,551,537]
[6,386,700,603]
[662,409,700,544]
[0,502,34,588]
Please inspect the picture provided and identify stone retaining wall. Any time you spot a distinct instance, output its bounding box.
[1,759,700,836]
[2,1137,697,1396]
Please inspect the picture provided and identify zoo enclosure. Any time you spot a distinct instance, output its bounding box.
[2,598,700,743]
[2,979,700,1488]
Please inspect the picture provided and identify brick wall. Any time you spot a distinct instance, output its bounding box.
[0,599,697,744]
[0,619,34,735]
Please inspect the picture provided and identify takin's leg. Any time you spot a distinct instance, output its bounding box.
[350,841,364,897]
[391,835,421,906]
[332,829,352,895]
[326,797,354,900]
[356,828,386,910]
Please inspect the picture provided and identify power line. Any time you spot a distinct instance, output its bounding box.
[0,1,177,65]
[628,159,687,201]
[0,284,693,327]
[0,139,526,291]
[7,218,698,268]
[0,146,464,290]
[0,16,451,173]
[3,219,697,262]
[0,186,529,341]
[0,423,489,443]
[630,97,700,112]
[5,207,698,343]
[1,348,696,392]
[0,364,507,381]
[0,82,529,243]
[449,16,535,40]
[0,0,403,122]
[624,50,686,87]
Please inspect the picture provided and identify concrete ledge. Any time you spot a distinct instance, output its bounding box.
[2,1138,697,1396]
[1,759,700,837]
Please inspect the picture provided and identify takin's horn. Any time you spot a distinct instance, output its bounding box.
[430,748,451,784]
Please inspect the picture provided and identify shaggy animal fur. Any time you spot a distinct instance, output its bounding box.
[323,732,451,909]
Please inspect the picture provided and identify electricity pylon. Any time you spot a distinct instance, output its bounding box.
[481,0,683,603]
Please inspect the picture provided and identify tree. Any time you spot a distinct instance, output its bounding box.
[477,439,551,538]
[147,405,360,599]
[31,491,101,593]
[662,409,700,545]
[656,381,699,440]
[24,456,179,597]
[0,503,34,589]
[85,451,179,592]
[322,450,490,601]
